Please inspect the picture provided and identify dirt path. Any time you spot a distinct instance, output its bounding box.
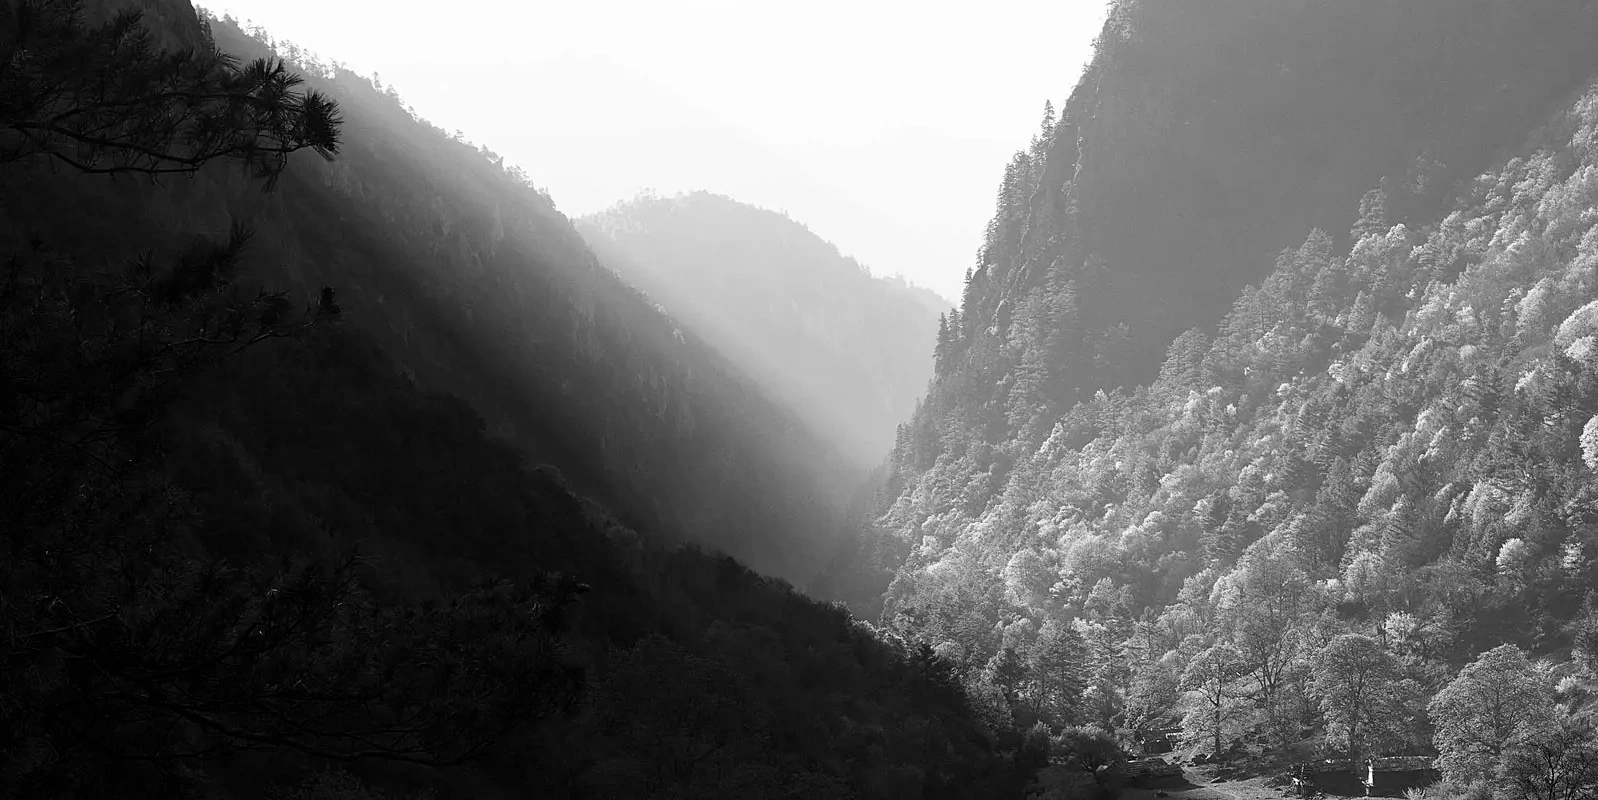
[1122,771,1287,800]
[1192,772,1242,800]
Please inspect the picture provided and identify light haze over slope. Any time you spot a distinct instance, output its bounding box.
[580,191,948,466]
[196,0,1112,299]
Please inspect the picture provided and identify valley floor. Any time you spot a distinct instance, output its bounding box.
[1128,767,1373,800]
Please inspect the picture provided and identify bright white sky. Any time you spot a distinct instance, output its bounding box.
[197,0,1111,300]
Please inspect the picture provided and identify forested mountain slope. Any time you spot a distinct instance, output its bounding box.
[869,5,1598,789]
[579,192,947,465]
[0,1,1058,797]
[952,0,1598,404]
[3,3,868,585]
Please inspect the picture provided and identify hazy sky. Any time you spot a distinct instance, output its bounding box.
[197,0,1111,300]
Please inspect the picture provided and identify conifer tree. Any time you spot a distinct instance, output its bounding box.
[1,0,342,187]
[1029,620,1091,724]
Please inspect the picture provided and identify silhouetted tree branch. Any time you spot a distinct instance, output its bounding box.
[0,0,342,188]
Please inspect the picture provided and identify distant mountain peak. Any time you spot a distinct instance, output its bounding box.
[580,192,944,465]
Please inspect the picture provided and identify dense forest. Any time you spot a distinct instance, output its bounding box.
[0,0,1053,797]
[579,191,948,466]
[949,0,1598,394]
[870,1,1598,798]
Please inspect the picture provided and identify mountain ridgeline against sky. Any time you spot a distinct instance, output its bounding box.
[950,0,1598,401]
[579,192,949,466]
[11,0,874,587]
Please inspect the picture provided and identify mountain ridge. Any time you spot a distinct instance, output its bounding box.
[33,8,866,586]
[952,0,1598,400]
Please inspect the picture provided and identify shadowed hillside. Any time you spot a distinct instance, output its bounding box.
[0,1,1039,797]
[4,2,873,585]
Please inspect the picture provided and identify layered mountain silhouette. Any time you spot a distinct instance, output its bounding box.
[0,2,1024,797]
[580,191,948,466]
